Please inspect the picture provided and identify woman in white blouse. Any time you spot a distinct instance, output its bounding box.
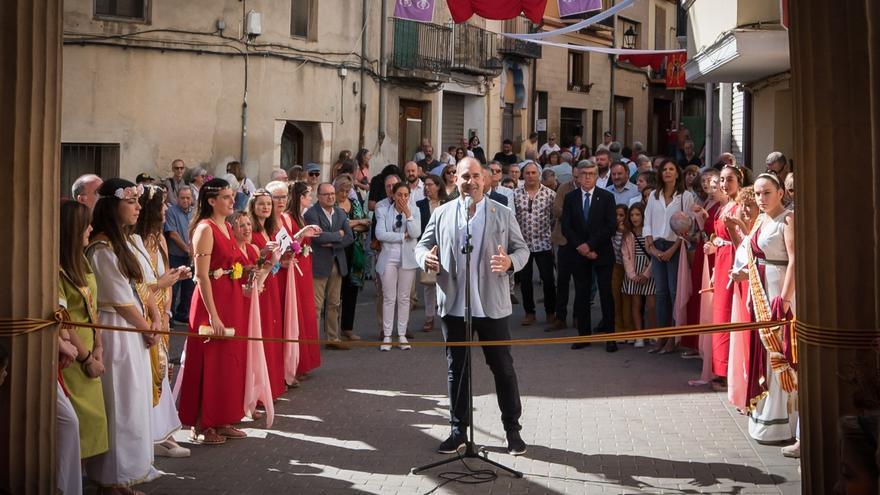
[375,182,422,351]
[643,159,695,353]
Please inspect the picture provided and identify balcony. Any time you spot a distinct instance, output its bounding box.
[498,16,542,60]
[450,23,503,76]
[389,18,452,82]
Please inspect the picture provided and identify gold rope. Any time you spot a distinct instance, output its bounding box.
[0,312,791,348]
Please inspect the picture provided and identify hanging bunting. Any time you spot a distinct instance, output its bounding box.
[447,0,548,25]
[503,0,633,40]
[394,0,436,22]
[618,52,668,72]
[666,51,687,89]
[557,0,602,18]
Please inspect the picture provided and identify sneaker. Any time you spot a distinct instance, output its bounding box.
[781,440,800,458]
[380,337,392,352]
[399,336,411,351]
[634,339,645,348]
[506,431,527,456]
[155,440,191,458]
[437,432,467,454]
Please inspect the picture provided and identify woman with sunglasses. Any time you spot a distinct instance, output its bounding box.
[441,164,459,201]
[375,182,421,351]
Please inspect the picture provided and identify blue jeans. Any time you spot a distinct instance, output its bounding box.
[651,239,680,328]
[169,253,194,322]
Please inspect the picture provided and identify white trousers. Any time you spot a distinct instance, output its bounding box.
[57,382,83,495]
[380,263,416,337]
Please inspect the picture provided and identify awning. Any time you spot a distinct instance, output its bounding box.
[685,28,789,83]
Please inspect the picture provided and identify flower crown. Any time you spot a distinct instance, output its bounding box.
[106,184,144,200]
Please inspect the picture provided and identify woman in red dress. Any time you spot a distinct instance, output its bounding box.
[178,178,248,445]
[247,189,285,399]
[686,170,721,326]
[284,181,322,377]
[708,165,746,389]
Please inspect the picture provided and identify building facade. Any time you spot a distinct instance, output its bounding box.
[60,0,540,193]
[684,0,791,170]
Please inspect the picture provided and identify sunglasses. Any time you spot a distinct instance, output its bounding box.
[395,214,403,230]
[491,169,502,174]
[308,171,321,177]
[173,166,185,170]
[445,171,455,175]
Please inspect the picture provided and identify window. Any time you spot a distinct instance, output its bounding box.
[291,0,317,40]
[61,143,120,199]
[95,0,147,21]
[567,51,590,92]
[655,5,667,49]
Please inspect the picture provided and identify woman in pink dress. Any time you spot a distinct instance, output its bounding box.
[247,189,285,399]
[284,181,322,377]
[707,165,747,391]
[177,178,248,445]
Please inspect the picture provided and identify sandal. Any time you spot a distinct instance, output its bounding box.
[216,426,247,439]
[422,318,434,332]
[198,428,227,445]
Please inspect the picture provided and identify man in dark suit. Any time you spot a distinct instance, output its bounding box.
[560,161,619,352]
[304,182,354,349]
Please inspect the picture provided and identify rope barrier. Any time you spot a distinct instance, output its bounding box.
[0,312,794,348]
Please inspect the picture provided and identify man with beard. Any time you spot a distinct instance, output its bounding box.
[595,149,612,189]
[403,161,425,205]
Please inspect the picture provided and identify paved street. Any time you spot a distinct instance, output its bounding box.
[142,283,801,495]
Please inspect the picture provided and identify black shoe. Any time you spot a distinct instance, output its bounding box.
[506,431,527,456]
[437,432,467,454]
[606,341,618,353]
[571,343,591,350]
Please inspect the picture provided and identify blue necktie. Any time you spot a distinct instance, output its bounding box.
[583,191,591,223]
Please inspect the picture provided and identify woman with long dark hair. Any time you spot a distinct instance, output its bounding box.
[247,189,285,398]
[354,148,372,192]
[133,185,190,458]
[643,159,695,354]
[177,178,249,445]
[284,182,323,375]
[85,179,160,492]
[58,201,108,471]
[415,174,448,331]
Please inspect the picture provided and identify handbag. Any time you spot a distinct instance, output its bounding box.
[418,268,437,285]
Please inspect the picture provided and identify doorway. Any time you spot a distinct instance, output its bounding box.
[281,122,304,170]
[652,98,672,156]
[613,96,633,146]
[560,107,584,149]
[399,100,429,166]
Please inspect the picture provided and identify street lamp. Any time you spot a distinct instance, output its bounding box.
[623,26,637,49]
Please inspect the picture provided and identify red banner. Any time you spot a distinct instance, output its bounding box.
[446,0,548,24]
[665,51,687,90]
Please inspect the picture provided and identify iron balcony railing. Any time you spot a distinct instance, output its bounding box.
[498,16,542,59]
[450,23,503,75]
[390,17,452,78]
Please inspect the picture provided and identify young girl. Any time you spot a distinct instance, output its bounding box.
[622,203,656,348]
[611,205,634,339]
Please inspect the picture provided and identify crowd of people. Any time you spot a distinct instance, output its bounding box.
[47,128,799,493]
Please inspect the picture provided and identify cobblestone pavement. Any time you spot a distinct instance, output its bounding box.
[142,282,801,495]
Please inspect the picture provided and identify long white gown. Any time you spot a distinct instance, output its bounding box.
[85,239,159,487]
[746,211,798,442]
[130,235,183,443]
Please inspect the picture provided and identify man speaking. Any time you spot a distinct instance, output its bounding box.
[415,157,530,456]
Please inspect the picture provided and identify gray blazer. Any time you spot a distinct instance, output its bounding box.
[414,197,529,319]
[303,204,354,278]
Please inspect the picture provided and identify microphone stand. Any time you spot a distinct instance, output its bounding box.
[412,195,522,478]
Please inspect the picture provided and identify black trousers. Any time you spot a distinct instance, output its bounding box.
[340,275,360,331]
[441,315,522,435]
[555,247,576,322]
[572,260,616,336]
[520,250,557,316]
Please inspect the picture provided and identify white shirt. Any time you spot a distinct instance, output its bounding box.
[643,190,695,242]
[408,179,425,206]
[580,186,596,209]
[322,206,335,225]
[538,143,560,158]
[447,197,487,318]
[596,173,610,190]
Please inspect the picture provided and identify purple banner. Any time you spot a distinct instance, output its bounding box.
[558,0,602,17]
[394,0,435,22]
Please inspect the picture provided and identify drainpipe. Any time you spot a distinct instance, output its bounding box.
[358,0,368,150]
[241,48,249,167]
[608,0,616,139]
[378,0,388,150]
